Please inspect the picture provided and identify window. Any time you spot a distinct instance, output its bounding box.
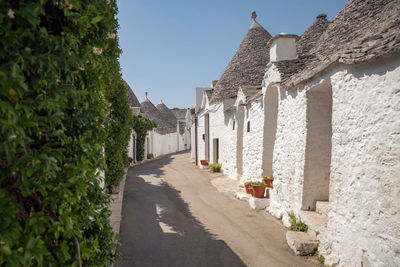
[247,121,250,132]
[233,121,235,130]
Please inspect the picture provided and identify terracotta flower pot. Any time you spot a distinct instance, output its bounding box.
[251,185,266,198]
[213,167,220,172]
[200,160,208,166]
[244,184,252,194]
[263,177,274,188]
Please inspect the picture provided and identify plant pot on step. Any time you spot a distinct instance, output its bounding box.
[212,167,220,172]
[200,159,208,166]
[244,183,252,194]
[263,176,274,188]
[251,183,267,198]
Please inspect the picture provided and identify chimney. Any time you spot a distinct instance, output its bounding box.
[267,33,299,62]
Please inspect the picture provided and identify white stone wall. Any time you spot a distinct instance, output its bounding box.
[197,113,205,165]
[241,100,264,183]
[322,57,400,267]
[268,84,308,222]
[196,100,238,179]
[190,123,196,159]
[149,131,177,158]
[267,56,400,267]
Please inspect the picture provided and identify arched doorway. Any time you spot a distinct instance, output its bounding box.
[302,80,332,211]
[236,103,245,176]
[262,86,279,176]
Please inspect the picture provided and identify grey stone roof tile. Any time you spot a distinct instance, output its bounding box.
[210,18,272,102]
[284,0,400,88]
[156,101,178,126]
[124,80,140,107]
[140,98,176,135]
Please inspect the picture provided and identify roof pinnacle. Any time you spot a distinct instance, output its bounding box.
[251,11,257,22]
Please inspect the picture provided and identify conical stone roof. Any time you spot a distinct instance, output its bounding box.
[140,96,176,134]
[123,80,140,107]
[210,15,272,102]
[284,0,400,88]
[156,100,178,126]
[296,14,330,57]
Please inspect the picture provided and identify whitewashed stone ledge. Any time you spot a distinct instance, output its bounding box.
[286,231,318,256]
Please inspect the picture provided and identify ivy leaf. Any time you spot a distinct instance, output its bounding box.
[91,16,103,24]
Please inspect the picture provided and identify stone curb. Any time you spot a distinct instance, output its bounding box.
[110,167,128,234]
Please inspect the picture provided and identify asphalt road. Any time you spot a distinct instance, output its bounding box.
[115,152,318,267]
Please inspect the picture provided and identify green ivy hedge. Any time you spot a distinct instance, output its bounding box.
[0,1,123,265]
[104,68,133,193]
[132,115,156,162]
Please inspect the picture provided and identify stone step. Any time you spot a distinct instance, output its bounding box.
[316,201,329,217]
[235,192,251,201]
[299,211,328,239]
[248,196,270,210]
[286,231,319,256]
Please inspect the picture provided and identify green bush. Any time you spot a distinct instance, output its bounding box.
[0,1,121,265]
[104,80,133,192]
[288,212,308,232]
[147,153,154,159]
[132,115,156,161]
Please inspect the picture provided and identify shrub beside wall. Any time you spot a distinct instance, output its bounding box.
[0,1,122,265]
[132,115,156,162]
[104,76,133,192]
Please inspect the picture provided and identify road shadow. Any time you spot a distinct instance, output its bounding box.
[115,154,245,267]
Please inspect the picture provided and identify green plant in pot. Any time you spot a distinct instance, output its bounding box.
[244,182,252,194]
[250,181,267,198]
[262,175,274,188]
[147,153,154,159]
[208,163,222,172]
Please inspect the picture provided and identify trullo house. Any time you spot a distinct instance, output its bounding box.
[191,0,400,266]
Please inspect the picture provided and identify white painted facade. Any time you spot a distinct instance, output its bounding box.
[191,43,400,267]
[144,128,190,159]
[264,56,400,266]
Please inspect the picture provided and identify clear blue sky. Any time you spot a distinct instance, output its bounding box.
[117,0,347,109]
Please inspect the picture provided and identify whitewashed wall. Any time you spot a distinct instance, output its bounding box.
[322,57,400,267]
[196,113,205,166]
[241,100,264,183]
[266,56,400,267]
[190,123,196,159]
[268,84,307,222]
[151,131,178,158]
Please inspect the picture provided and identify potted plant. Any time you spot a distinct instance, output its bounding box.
[147,153,154,159]
[127,156,133,167]
[250,182,267,198]
[208,163,222,172]
[244,182,252,194]
[263,175,274,188]
[200,159,208,166]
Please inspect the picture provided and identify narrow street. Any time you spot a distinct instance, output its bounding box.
[116,152,318,267]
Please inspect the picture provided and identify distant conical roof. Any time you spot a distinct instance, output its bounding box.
[140,96,176,134]
[210,14,272,102]
[123,80,140,107]
[156,100,177,126]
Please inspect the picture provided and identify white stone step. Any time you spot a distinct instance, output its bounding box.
[299,211,328,239]
[249,196,270,210]
[235,192,250,201]
[286,231,318,256]
[316,201,329,217]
